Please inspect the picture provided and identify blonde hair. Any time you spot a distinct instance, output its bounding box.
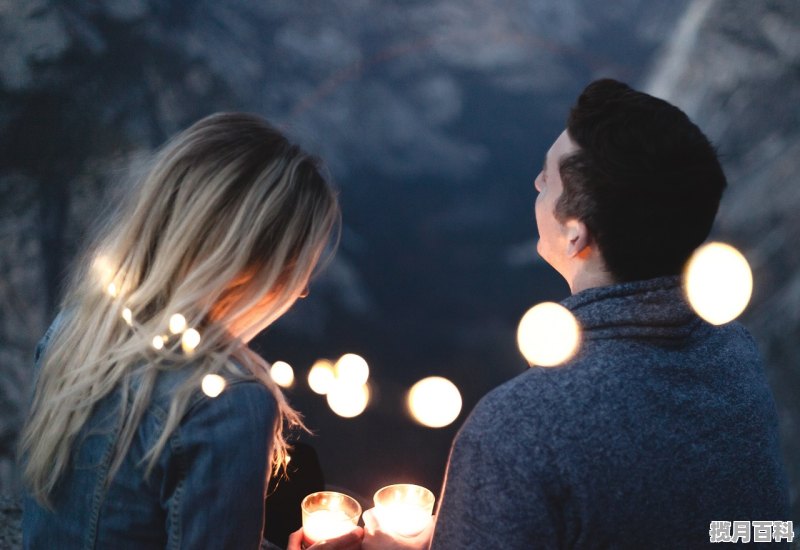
[19,113,340,505]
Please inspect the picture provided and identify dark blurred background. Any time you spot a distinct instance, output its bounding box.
[1,0,798,525]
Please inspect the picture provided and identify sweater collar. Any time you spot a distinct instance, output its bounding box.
[560,275,703,341]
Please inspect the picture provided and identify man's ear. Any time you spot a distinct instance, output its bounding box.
[565,219,591,258]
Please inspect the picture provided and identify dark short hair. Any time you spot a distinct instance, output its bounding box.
[556,78,726,282]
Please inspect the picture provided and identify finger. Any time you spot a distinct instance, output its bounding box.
[286,528,304,550]
[314,526,364,549]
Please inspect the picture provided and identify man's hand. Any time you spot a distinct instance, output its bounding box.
[361,508,434,550]
[286,526,364,550]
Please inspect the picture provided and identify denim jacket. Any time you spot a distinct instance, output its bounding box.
[23,317,278,549]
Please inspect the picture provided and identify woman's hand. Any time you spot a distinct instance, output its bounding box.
[360,508,434,550]
[286,526,364,550]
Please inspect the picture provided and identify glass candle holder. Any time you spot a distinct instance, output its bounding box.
[301,491,362,545]
[373,483,435,537]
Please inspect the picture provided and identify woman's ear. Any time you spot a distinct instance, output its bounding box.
[565,219,591,258]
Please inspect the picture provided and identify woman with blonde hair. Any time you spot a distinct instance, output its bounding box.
[20,113,361,549]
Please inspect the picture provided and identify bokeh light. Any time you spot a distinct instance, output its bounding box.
[93,255,128,297]
[151,335,165,350]
[270,360,295,388]
[308,360,336,395]
[334,353,370,386]
[517,302,581,367]
[121,307,133,325]
[181,328,201,354]
[684,242,753,325]
[169,313,187,334]
[201,374,226,397]
[93,254,115,288]
[407,376,462,428]
[326,381,370,418]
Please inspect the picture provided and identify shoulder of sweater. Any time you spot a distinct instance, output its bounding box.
[461,319,762,435]
[461,365,576,438]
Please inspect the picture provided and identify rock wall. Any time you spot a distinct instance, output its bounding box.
[646,0,800,520]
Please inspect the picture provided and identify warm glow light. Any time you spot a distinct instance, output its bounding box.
[684,242,753,325]
[152,335,165,350]
[94,256,126,297]
[308,360,336,395]
[93,254,113,274]
[201,374,226,397]
[407,377,462,428]
[334,353,370,386]
[169,313,187,334]
[122,307,133,325]
[373,484,435,537]
[517,302,581,367]
[301,492,361,545]
[326,381,370,418]
[304,509,355,542]
[181,328,201,353]
[93,254,115,286]
[270,361,295,388]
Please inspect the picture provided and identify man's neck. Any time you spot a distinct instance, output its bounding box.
[568,266,616,295]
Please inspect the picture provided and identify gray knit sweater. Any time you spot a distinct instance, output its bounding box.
[431,276,790,549]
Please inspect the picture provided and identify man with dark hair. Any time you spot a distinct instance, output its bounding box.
[429,79,791,549]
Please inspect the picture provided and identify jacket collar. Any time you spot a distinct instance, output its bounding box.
[561,275,703,342]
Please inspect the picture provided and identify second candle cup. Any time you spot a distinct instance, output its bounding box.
[373,483,435,537]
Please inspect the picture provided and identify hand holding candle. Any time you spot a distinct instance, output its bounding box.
[362,509,434,550]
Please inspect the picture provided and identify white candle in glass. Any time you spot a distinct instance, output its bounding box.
[301,491,361,545]
[373,484,435,537]
[303,509,356,542]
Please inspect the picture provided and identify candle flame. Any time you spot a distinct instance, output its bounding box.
[373,484,435,537]
[301,491,361,545]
